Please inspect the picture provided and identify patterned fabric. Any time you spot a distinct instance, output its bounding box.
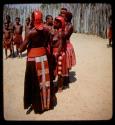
[27,55,50,110]
[53,48,68,77]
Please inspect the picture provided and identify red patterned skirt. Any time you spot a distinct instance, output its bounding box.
[24,48,51,113]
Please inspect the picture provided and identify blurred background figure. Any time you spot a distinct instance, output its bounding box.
[107,15,112,47]
[3,22,13,59]
[13,17,23,57]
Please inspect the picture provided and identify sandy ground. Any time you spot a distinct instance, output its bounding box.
[3,33,112,121]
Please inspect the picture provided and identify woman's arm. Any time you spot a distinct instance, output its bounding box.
[19,32,30,53]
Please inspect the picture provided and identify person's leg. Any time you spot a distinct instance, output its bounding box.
[19,52,22,58]
[10,47,13,58]
[110,38,112,46]
[5,48,8,59]
[109,38,112,46]
[26,104,33,114]
[12,44,15,57]
[67,69,70,87]
[16,46,19,57]
[58,75,63,92]
[19,42,22,58]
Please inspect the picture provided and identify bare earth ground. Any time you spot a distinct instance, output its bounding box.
[3,33,112,121]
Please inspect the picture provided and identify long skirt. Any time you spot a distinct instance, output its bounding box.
[24,55,51,113]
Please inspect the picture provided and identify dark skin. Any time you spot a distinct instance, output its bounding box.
[52,19,64,55]
[64,16,73,40]
[44,15,57,84]
[44,15,54,35]
[5,15,11,24]
[64,12,74,88]
[25,17,31,37]
[19,20,50,53]
[20,29,44,52]
[60,8,67,16]
[4,15,15,57]
[13,18,23,35]
[3,23,13,59]
[3,24,12,40]
[46,16,53,26]
[13,18,23,57]
[19,15,50,114]
[108,25,112,46]
[52,19,66,92]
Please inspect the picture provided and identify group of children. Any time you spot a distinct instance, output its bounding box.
[3,15,23,58]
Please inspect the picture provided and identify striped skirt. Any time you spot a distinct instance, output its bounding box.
[24,54,51,113]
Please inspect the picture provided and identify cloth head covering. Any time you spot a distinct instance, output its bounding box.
[55,16,65,30]
[33,10,43,30]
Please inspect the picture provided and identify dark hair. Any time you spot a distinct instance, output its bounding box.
[6,15,10,20]
[45,15,53,21]
[61,8,67,11]
[26,17,30,21]
[15,17,20,20]
[66,12,73,22]
[31,11,35,22]
[55,18,62,28]
[4,22,8,25]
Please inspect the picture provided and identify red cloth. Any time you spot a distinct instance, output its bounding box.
[3,38,11,49]
[27,47,46,57]
[13,34,23,48]
[66,41,76,69]
[35,58,50,110]
[108,27,112,39]
[55,16,65,30]
[34,10,44,30]
[53,48,68,77]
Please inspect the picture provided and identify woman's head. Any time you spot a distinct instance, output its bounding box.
[31,10,43,29]
[26,17,30,25]
[31,10,43,23]
[54,16,65,30]
[46,15,53,26]
[65,11,73,22]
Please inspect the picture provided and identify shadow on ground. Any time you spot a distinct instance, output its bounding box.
[69,71,77,83]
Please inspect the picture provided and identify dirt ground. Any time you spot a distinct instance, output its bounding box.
[3,33,112,121]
